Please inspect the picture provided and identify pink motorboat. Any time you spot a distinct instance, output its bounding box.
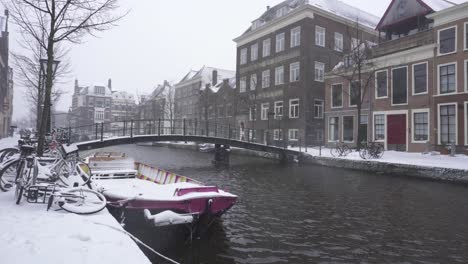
[83,152,237,227]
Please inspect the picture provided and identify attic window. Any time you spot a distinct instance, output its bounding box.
[438,26,456,55]
[276,7,288,18]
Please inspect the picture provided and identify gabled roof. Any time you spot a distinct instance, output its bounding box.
[376,0,458,30]
[239,0,379,38]
[177,66,235,92]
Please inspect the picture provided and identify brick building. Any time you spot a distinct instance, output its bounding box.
[136,81,172,134]
[111,90,137,131]
[233,0,378,146]
[325,0,468,153]
[0,11,13,138]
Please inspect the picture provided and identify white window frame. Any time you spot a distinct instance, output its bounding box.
[289,98,299,119]
[438,25,457,56]
[273,129,283,141]
[288,129,299,141]
[275,66,284,85]
[372,113,386,143]
[341,115,355,143]
[437,62,457,96]
[334,32,343,52]
[262,70,270,88]
[250,73,257,91]
[251,43,258,61]
[314,62,325,82]
[240,48,247,65]
[263,38,271,57]
[290,62,300,82]
[240,76,247,93]
[465,101,468,146]
[411,108,430,143]
[276,33,285,53]
[261,103,269,121]
[391,66,409,106]
[412,62,428,95]
[314,99,324,119]
[328,116,339,143]
[375,69,388,99]
[465,59,468,92]
[437,102,458,145]
[315,26,325,47]
[249,105,256,121]
[291,26,301,48]
[274,101,283,118]
[331,83,343,109]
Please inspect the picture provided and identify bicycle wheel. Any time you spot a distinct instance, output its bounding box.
[330,147,340,157]
[0,148,19,163]
[341,145,351,157]
[376,144,385,159]
[58,188,107,215]
[0,159,19,191]
[57,162,92,187]
[359,148,368,160]
[15,161,27,205]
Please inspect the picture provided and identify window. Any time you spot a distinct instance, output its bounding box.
[95,86,105,95]
[439,104,456,144]
[226,104,233,117]
[249,105,256,121]
[289,99,299,118]
[262,70,270,88]
[251,43,258,61]
[276,6,288,18]
[438,26,456,55]
[263,38,271,57]
[314,100,323,119]
[343,116,354,142]
[413,63,428,95]
[250,74,257,90]
[392,67,408,105]
[288,129,299,141]
[413,111,429,142]
[240,76,247,93]
[275,66,284,85]
[374,114,385,141]
[218,106,225,117]
[331,84,343,108]
[465,60,468,92]
[351,38,359,50]
[290,62,300,82]
[375,70,388,98]
[350,81,360,107]
[240,48,247,64]
[328,117,339,142]
[315,62,325,82]
[334,32,343,52]
[291,26,301,47]
[465,23,468,50]
[439,63,456,94]
[94,110,104,121]
[273,129,283,140]
[274,101,283,118]
[276,33,285,53]
[261,103,270,120]
[315,26,325,47]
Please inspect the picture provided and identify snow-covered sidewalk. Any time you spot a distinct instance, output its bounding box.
[0,136,151,264]
[290,146,468,171]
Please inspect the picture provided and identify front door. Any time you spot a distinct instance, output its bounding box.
[387,114,406,151]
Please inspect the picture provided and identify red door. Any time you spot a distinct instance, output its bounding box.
[387,114,406,149]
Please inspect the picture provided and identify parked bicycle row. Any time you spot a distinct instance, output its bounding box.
[0,134,106,215]
[329,142,385,159]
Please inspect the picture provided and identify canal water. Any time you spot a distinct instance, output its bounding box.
[89,144,468,264]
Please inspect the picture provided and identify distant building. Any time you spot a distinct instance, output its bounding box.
[111,89,137,131]
[0,10,13,138]
[137,80,173,134]
[174,66,235,133]
[51,110,69,129]
[69,79,113,133]
[234,0,378,145]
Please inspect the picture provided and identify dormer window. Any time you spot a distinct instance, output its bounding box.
[276,6,288,18]
[252,20,262,30]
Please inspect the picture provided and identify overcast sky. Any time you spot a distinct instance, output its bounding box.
[6,0,397,119]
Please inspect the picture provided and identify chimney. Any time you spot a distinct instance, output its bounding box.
[108,78,112,91]
[212,70,218,87]
[267,6,270,10]
[74,79,79,94]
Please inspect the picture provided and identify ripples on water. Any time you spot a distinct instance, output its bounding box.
[87,144,468,264]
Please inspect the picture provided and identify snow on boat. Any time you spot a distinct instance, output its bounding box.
[82,152,237,225]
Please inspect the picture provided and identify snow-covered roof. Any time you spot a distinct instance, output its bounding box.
[241,0,379,37]
[112,91,135,101]
[176,66,235,92]
[77,83,112,96]
[210,77,237,93]
[422,0,458,11]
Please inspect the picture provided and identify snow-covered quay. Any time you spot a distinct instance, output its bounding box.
[0,137,151,264]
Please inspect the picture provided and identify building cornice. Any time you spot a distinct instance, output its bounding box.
[426,2,468,27]
[234,5,378,47]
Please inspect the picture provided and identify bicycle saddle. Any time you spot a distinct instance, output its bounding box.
[20,145,35,155]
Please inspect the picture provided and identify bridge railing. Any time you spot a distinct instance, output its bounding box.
[66,119,294,148]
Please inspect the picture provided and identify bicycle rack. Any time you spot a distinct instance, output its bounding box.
[25,184,56,204]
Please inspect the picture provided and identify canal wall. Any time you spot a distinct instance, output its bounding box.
[137,142,468,184]
[301,155,468,184]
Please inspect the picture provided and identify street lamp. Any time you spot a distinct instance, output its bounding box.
[39,58,60,133]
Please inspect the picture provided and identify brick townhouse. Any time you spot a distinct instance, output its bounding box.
[0,11,13,138]
[233,0,378,146]
[325,0,468,153]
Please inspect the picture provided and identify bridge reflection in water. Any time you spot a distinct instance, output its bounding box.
[81,144,468,264]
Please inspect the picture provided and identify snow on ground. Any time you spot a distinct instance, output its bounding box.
[0,136,151,264]
[289,146,468,171]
